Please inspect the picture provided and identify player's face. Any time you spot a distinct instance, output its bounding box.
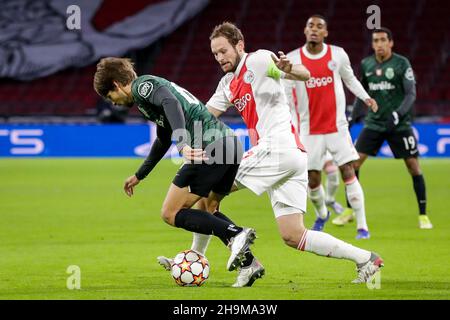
[211,36,244,73]
[304,17,328,44]
[106,84,133,107]
[372,32,393,58]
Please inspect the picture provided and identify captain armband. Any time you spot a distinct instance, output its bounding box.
[267,60,286,80]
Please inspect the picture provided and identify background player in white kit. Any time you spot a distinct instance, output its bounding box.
[283,15,378,239]
[159,22,383,286]
[289,87,344,216]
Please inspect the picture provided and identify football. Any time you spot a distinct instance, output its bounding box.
[171,249,210,287]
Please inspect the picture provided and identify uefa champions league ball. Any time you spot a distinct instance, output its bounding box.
[171,250,210,287]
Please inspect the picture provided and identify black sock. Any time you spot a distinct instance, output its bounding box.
[345,170,359,209]
[174,208,242,242]
[412,174,427,215]
[214,211,255,267]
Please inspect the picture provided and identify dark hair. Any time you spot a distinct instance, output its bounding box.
[93,57,137,98]
[209,21,244,46]
[307,14,328,26]
[372,27,393,41]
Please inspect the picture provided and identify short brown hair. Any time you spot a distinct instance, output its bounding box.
[93,57,137,98]
[209,21,244,46]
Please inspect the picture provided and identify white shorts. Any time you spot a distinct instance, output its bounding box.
[301,128,359,171]
[235,144,308,218]
[324,151,333,163]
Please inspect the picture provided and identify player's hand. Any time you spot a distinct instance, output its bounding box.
[271,51,292,73]
[385,111,399,132]
[124,175,140,197]
[364,98,378,113]
[181,145,209,162]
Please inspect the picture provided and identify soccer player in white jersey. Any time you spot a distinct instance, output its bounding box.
[159,22,384,287]
[290,93,344,216]
[283,15,378,239]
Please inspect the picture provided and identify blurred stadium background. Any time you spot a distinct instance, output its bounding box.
[1,0,449,300]
[0,0,448,125]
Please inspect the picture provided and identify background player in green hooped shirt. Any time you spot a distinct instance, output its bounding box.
[349,28,432,229]
[93,57,261,286]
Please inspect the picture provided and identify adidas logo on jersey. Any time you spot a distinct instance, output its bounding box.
[233,93,252,112]
[368,81,396,91]
[305,76,333,89]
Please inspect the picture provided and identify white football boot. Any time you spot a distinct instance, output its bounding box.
[157,256,173,271]
[352,252,384,284]
[227,228,257,271]
[232,258,265,288]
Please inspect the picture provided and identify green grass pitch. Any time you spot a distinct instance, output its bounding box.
[0,158,449,300]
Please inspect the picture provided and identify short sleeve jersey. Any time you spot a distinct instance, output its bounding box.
[284,44,370,135]
[207,50,303,150]
[131,75,233,148]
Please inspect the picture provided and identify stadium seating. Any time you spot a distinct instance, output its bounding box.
[0,0,448,119]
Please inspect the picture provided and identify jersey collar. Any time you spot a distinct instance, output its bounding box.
[234,53,248,76]
[301,43,328,60]
[374,52,395,65]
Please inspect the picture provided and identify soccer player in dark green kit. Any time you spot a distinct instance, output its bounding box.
[93,57,261,283]
[350,28,432,229]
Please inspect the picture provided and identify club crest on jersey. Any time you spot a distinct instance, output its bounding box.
[405,67,415,81]
[385,67,395,80]
[138,81,153,98]
[243,70,255,84]
[327,60,337,71]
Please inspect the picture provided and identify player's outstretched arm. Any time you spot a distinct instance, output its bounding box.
[271,51,310,81]
[125,126,173,197]
[207,105,225,118]
[339,50,377,113]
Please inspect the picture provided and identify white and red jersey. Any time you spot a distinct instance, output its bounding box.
[207,50,304,150]
[284,44,370,135]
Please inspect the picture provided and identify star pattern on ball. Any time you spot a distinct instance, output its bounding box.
[193,275,204,285]
[180,259,191,272]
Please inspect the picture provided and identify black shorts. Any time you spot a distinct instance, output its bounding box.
[172,136,243,197]
[355,127,419,159]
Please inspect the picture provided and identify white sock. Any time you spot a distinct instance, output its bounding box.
[298,229,371,264]
[191,233,212,256]
[346,178,369,230]
[308,185,328,219]
[325,166,340,203]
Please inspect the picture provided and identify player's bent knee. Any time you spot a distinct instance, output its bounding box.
[160,207,177,226]
[308,171,321,189]
[340,163,355,180]
[195,198,208,212]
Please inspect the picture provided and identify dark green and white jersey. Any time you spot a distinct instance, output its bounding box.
[131,75,233,148]
[360,53,415,132]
